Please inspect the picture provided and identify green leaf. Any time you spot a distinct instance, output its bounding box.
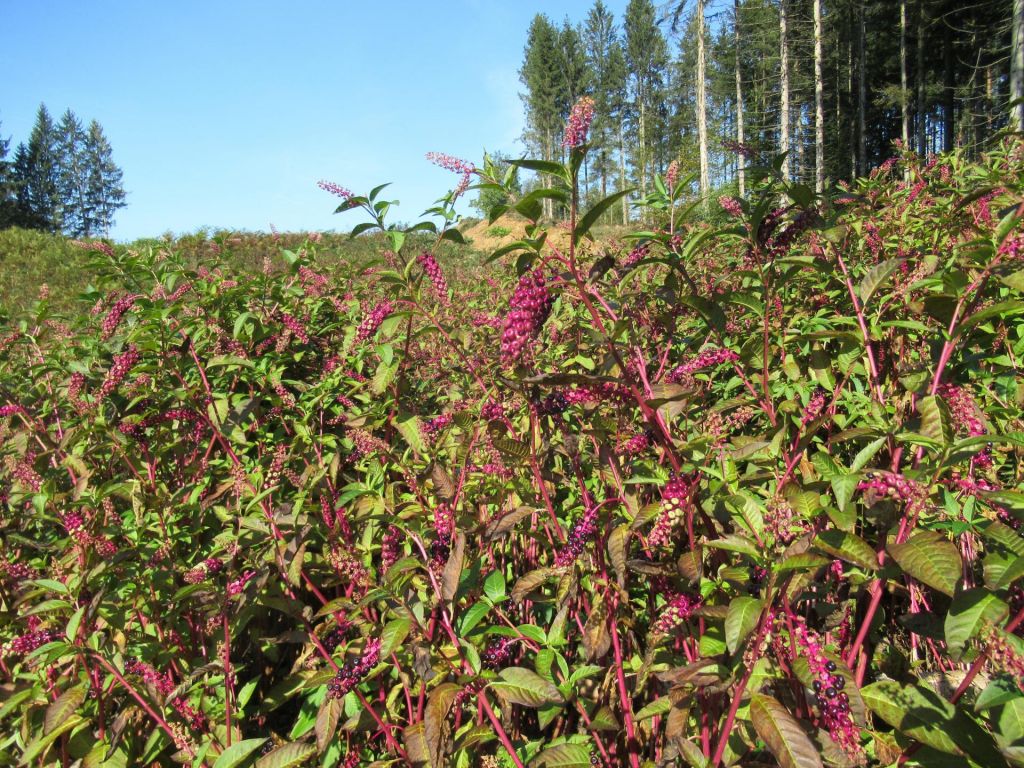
[484,570,506,602]
[944,588,1008,659]
[749,693,823,768]
[44,685,85,735]
[919,395,953,447]
[490,667,565,708]
[214,738,269,768]
[533,743,592,767]
[814,529,879,571]
[635,696,673,721]
[574,189,634,245]
[858,257,902,306]
[459,601,491,636]
[253,741,317,768]
[380,616,412,657]
[394,412,426,455]
[888,530,962,596]
[861,681,1002,761]
[725,597,763,654]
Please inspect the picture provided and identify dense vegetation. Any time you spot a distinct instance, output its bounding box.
[0,107,1023,768]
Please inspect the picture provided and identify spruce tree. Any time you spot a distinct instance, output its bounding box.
[57,109,88,237]
[15,104,62,232]
[83,120,125,236]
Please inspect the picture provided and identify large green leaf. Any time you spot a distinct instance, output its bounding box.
[862,681,1002,761]
[533,743,592,767]
[945,588,1009,659]
[725,596,763,654]
[44,685,85,735]
[253,741,317,768]
[749,693,823,768]
[887,530,962,596]
[858,257,902,306]
[814,529,879,571]
[490,667,565,708]
[574,189,634,245]
[214,738,269,768]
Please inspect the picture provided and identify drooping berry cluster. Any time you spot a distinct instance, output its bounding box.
[99,345,141,398]
[500,269,554,365]
[100,294,139,340]
[2,629,60,657]
[562,96,595,148]
[356,300,394,343]
[793,623,860,761]
[719,196,743,218]
[650,593,700,636]
[649,473,700,547]
[667,348,739,384]
[562,383,630,407]
[327,637,382,699]
[279,312,310,344]
[801,388,828,427]
[482,637,516,669]
[416,251,450,304]
[937,383,985,437]
[226,570,255,596]
[554,506,600,567]
[858,471,929,515]
[125,658,206,729]
[183,557,225,584]
[380,525,402,573]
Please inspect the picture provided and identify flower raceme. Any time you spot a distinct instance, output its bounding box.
[415,251,450,304]
[562,96,595,149]
[426,152,475,198]
[500,269,553,365]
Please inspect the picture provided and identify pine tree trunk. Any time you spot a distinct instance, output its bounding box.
[697,0,709,206]
[849,19,856,177]
[780,0,791,181]
[619,122,628,225]
[900,0,910,153]
[1013,0,1024,132]
[943,22,955,152]
[916,0,926,154]
[857,3,866,175]
[814,0,825,193]
[734,0,745,197]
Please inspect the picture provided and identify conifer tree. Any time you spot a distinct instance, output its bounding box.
[57,109,88,237]
[15,104,62,232]
[0,122,17,229]
[83,120,126,236]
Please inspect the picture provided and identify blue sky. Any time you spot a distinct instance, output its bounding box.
[1,0,632,240]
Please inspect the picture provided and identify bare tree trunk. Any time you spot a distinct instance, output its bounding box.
[734,0,745,197]
[943,21,955,152]
[619,122,628,225]
[916,0,926,153]
[780,0,791,181]
[697,0,709,206]
[814,0,825,193]
[858,3,866,175]
[849,19,856,177]
[1013,0,1024,131]
[900,0,910,152]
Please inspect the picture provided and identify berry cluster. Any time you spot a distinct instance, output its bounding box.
[356,300,394,343]
[858,471,929,515]
[279,312,310,344]
[100,294,138,340]
[327,637,382,699]
[801,388,828,427]
[416,251,450,304]
[719,196,743,218]
[650,593,700,636]
[667,348,739,384]
[649,473,700,548]
[2,629,59,657]
[482,637,515,669]
[380,525,402,573]
[555,506,599,567]
[793,623,860,760]
[562,96,595,149]
[99,345,141,398]
[183,557,224,585]
[500,269,553,365]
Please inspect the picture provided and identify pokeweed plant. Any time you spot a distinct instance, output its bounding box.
[0,101,1023,768]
